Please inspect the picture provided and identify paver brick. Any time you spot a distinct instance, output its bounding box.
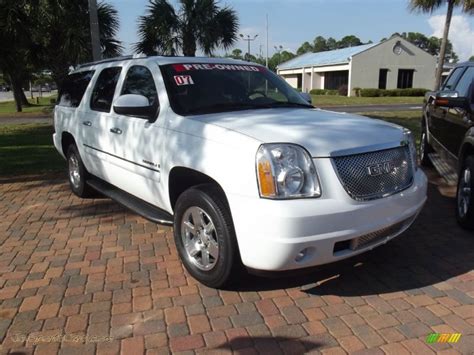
[0,173,473,354]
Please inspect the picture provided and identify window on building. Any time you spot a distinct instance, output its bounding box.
[378,69,388,90]
[397,69,414,89]
[90,67,122,112]
[454,67,474,99]
[324,71,349,90]
[58,71,95,108]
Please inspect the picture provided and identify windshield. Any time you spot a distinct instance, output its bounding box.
[160,63,312,116]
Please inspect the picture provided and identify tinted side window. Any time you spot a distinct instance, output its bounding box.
[454,67,474,98]
[90,67,122,112]
[58,71,94,107]
[442,67,465,90]
[121,66,159,107]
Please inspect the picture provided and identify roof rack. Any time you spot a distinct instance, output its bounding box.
[77,54,147,68]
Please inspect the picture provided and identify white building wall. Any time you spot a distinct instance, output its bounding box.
[279,64,350,91]
[350,36,437,94]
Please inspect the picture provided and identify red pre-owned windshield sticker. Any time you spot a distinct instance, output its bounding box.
[173,63,262,72]
[174,75,195,86]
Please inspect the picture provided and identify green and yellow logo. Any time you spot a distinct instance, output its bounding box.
[426,333,462,343]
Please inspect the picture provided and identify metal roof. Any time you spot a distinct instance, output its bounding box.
[278,43,378,70]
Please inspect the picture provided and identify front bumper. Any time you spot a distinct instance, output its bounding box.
[227,159,428,271]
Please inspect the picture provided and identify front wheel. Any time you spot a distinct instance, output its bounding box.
[456,156,474,230]
[173,184,241,288]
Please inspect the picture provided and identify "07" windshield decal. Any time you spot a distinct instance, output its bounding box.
[174,75,195,86]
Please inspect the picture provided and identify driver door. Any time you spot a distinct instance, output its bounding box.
[105,63,167,207]
[444,67,474,156]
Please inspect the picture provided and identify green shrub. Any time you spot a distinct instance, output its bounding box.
[309,89,339,95]
[309,89,327,95]
[360,88,429,97]
[360,89,382,97]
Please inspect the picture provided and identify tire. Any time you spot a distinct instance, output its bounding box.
[66,144,95,198]
[456,156,474,230]
[173,184,241,288]
[419,125,433,167]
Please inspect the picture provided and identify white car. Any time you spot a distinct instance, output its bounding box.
[53,56,428,288]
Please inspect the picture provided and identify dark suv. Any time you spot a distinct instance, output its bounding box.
[421,61,474,229]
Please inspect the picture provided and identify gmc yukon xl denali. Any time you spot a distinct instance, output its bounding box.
[54,56,428,288]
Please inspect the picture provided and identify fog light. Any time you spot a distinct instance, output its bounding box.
[295,248,309,262]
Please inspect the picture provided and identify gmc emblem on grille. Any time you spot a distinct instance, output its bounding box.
[367,161,395,177]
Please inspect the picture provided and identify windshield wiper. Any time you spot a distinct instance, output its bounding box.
[187,103,262,114]
[260,102,313,109]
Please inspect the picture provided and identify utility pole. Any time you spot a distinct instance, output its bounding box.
[88,0,101,61]
[240,34,259,60]
[266,14,269,68]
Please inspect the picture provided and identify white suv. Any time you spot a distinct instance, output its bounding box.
[53,56,428,288]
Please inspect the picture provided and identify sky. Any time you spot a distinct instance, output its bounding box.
[113,0,474,61]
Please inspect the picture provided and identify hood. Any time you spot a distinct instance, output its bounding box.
[190,108,406,157]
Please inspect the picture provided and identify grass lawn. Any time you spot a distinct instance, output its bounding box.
[0,111,420,177]
[312,95,423,106]
[361,110,422,146]
[0,96,56,118]
[0,124,64,176]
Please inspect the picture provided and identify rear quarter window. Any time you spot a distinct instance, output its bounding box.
[58,71,95,108]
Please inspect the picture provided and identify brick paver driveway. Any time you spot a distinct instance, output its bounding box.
[0,170,473,355]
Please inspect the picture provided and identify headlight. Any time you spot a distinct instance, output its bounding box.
[256,143,321,199]
[404,128,418,171]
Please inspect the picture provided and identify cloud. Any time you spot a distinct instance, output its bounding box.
[428,15,474,61]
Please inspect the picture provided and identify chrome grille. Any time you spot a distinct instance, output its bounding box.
[333,146,414,201]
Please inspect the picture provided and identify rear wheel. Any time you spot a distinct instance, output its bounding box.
[419,126,433,167]
[173,184,241,288]
[456,156,474,230]
[66,145,95,198]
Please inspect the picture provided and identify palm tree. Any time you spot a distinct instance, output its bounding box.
[40,0,123,86]
[135,0,239,57]
[410,0,474,90]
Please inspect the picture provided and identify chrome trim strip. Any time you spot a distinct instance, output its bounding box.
[83,144,160,173]
[328,141,407,158]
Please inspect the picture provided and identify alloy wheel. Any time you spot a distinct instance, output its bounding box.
[458,167,472,218]
[181,206,219,271]
[68,154,81,189]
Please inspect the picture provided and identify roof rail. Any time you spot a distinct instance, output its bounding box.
[77,54,146,68]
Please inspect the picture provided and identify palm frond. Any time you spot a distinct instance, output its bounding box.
[409,0,446,13]
[134,0,180,55]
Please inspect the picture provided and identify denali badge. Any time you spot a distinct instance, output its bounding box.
[367,161,395,177]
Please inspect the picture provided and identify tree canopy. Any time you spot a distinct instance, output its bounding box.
[295,35,370,55]
[135,0,239,56]
[0,0,123,112]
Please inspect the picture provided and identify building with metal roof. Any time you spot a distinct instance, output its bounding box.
[277,36,437,96]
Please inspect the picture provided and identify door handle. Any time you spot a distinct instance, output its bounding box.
[82,121,92,127]
[110,127,122,135]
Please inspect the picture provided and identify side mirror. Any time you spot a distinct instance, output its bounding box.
[435,91,469,109]
[113,94,155,119]
[300,92,312,104]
